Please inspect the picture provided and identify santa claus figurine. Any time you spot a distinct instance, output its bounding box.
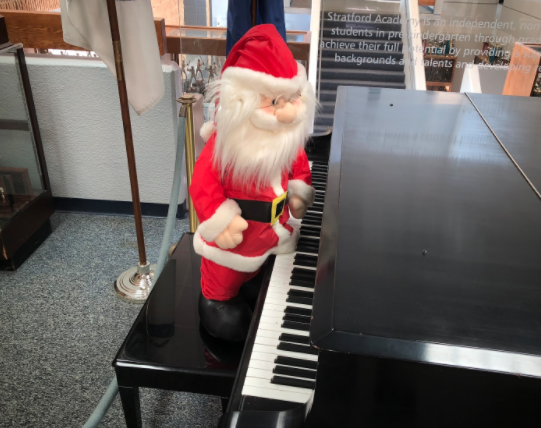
[190,24,316,342]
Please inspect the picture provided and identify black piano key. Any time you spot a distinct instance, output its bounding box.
[298,236,320,245]
[290,275,316,285]
[282,320,310,331]
[315,196,325,203]
[309,205,324,212]
[290,273,315,282]
[292,267,316,277]
[294,253,318,262]
[283,314,310,325]
[289,279,315,289]
[299,219,321,227]
[271,375,315,390]
[275,356,317,370]
[299,228,320,238]
[290,276,315,287]
[288,289,314,299]
[297,241,319,251]
[305,211,322,219]
[285,296,313,306]
[273,365,317,380]
[278,342,318,356]
[294,255,318,268]
[299,230,320,238]
[313,185,326,191]
[295,244,318,254]
[300,223,321,230]
[296,244,319,252]
[279,333,310,345]
[290,272,316,282]
[285,306,312,317]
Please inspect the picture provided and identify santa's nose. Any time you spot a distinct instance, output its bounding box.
[275,102,297,124]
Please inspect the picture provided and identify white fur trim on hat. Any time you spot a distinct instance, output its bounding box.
[200,121,216,142]
[221,63,308,98]
[193,222,299,272]
[288,180,315,207]
[197,199,241,242]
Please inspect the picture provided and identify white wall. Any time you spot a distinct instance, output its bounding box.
[1,55,185,205]
[503,0,541,20]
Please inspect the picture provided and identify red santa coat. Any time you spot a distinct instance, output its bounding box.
[189,132,315,273]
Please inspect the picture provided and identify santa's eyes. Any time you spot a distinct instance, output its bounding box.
[289,92,301,102]
[271,99,278,106]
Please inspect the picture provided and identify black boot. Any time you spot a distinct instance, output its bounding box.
[198,292,253,342]
[239,269,265,310]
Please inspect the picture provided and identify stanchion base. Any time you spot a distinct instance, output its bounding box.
[114,262,156,302]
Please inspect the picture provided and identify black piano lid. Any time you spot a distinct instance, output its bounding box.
[310,87,541,378]
[467,93,541,191]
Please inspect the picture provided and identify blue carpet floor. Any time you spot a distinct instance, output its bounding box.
[0,212,222,427]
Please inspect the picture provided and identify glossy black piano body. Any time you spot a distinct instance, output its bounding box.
[223,88,541,427]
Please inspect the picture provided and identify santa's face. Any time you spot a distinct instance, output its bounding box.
[258,94,303,124]
[250,92,307,132]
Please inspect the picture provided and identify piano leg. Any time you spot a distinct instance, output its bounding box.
[118,386,142,428]
[221,397,230,414]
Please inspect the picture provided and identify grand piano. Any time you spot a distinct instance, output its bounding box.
[221,87,541,427]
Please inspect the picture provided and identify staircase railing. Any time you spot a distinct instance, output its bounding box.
[400,0,426,90]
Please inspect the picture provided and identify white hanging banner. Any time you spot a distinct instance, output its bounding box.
[60,0,165,115]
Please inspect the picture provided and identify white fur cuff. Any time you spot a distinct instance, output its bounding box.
[288,180,315,207]
[200,121,216,142]
[197,199,241,242]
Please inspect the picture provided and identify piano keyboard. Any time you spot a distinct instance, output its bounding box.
[241,160,328,404]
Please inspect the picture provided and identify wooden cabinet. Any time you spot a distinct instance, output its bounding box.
[503,43,541,97]
[0,16,54,270]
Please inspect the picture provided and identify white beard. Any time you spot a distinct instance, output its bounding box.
[214,114,308,190]
[212,92,314,190]
[206,74,316,190]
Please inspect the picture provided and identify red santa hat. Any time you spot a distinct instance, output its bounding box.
[220,24,307,98]
[199,24,311,142]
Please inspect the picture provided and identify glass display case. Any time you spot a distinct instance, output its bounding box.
[0,16,54,270]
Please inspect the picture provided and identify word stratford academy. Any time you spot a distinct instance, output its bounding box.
[327,12,425,27]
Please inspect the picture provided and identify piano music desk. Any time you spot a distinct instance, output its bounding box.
[113,234,239,428]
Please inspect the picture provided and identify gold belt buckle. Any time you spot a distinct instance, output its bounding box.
[270,191,288,225]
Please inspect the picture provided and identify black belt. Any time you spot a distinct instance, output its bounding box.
[234,192,288,225]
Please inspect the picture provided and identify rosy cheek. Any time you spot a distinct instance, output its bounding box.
[293,99,302,107]
[261,106,275,114]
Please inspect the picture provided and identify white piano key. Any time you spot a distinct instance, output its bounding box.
[254,335,283,348]
[259,313,288,327]
[248,358,316,373]
[252,344,318,362]
[246,367,313,384]
[264,296,312,310]
[255,329,283,341]
[270,284,313,293]
[260,309,285,322]
[257,321,309,336]
[262,303,288,313]
[241,385,311,404]
[273,260,317,271]
[244,375,313,394]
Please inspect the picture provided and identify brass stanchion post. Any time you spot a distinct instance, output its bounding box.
[179,94,199,233]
